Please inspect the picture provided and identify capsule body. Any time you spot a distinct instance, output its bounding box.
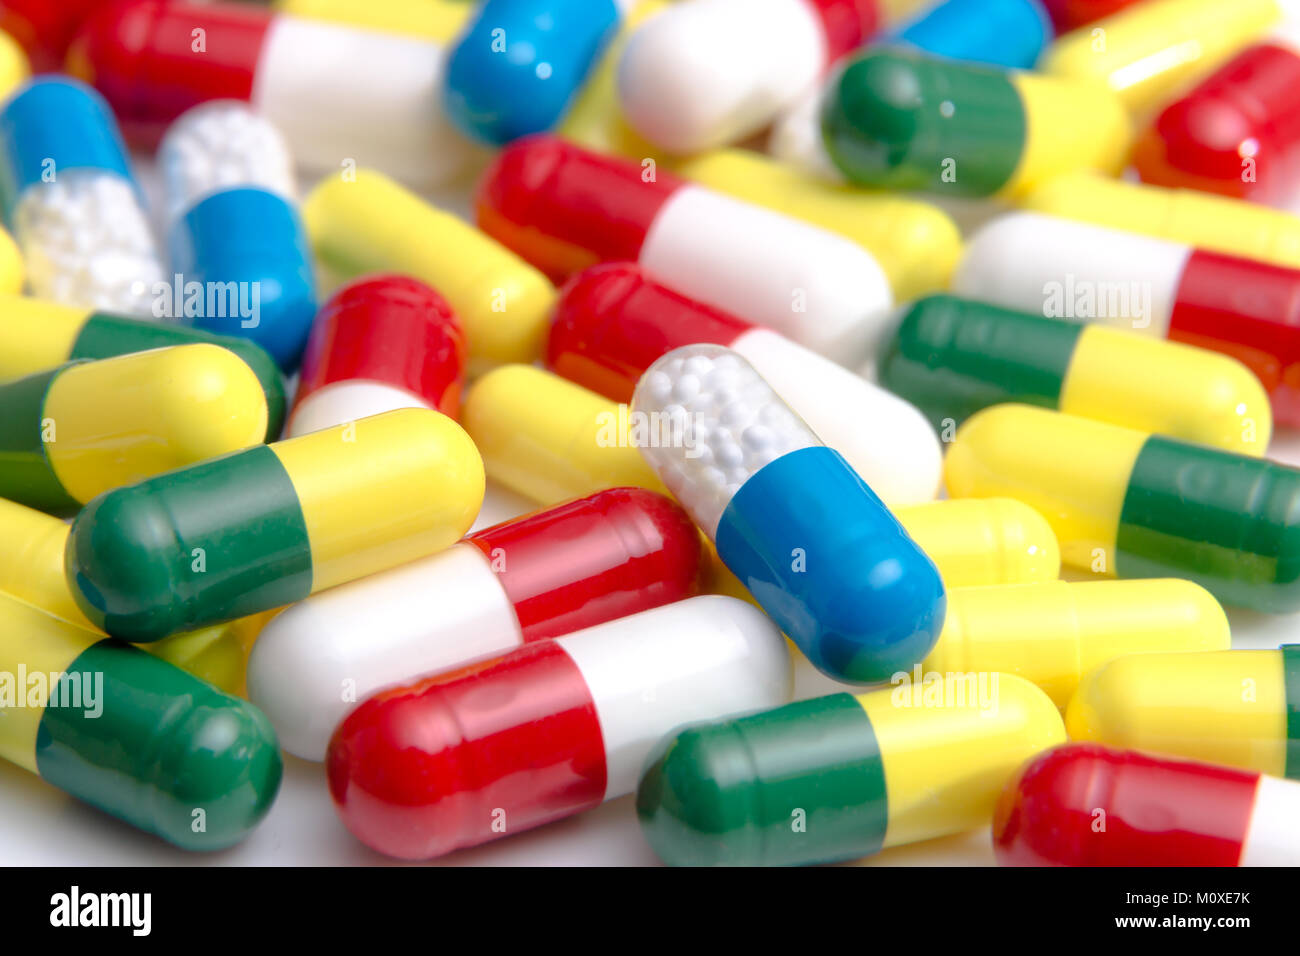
[271,0,472,42]
[250,488,705,760]
[955,211,1300,426]
[0,27,27,99]
[304,170,554,375]
[477,136,894,363]
[69,0,470,184]
[549,262,941,505]
[0,293,285,438]
[617,0,879,154]
[445,0,626,145]
[326,595,792,859]
[879,293,1272,453]
[945,404,1300,613]
[887,0,1051,68]
[1068,647,1300,779]
[0,78,163,314]
[994,743,1300,866]
[290,275,465,437]
[634,344,945,682]
[638,673,1063,866]
[0,593,282,850]
[894,497,1059,587]
[159,102,316,369]
[1036,0,1139,33]
[818,50,1128,198]
[66,408,485,642]
[0,0,100,70]
[0,345,267,513]
[926,579,1229,707]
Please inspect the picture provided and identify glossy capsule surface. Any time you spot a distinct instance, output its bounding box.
[1068,647,1300,779]
[66,408,485,642]
[633,344,945,683]
[879,293,1271,454]
[0,592,282,850]
[0,345,267,513]
[638,674,1063,866]
[945,404,1300,613]
[887,0,1051,69]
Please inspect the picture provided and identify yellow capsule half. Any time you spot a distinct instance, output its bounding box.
[0,224,23,294]
[271,0,472,42]
[895,497,1060,588]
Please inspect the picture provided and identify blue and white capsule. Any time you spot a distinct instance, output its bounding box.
[887,0,1052,69]
[159,101,316,370]
[632,344,946,683]
[443,0,631,145]
[0,77,163,315]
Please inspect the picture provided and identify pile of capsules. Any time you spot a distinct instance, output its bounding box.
[2,0,1300,868]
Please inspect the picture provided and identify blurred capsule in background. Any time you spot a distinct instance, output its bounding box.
[0,592,282,850]
[994,743,1300,866]
[159,101,316,370]
[270,0,472,42]
[1068,647,1300,779]
[884,0,1051,68]
[304,170,554,374]
[638,674,1064,866]
[633,344,945,683]
[288,275,464,438]
[0,345,267,513]
[617,0,879,154]
[66,408,485,642]
[955,211,1300,426]
[251,487,704,760]
[68,0,471,185]
[0,77,164,314]
[945,404,1300,614]
[0,26,27,97]
[0,292,286,438]
[549,262,942,505]
[0,0,100,71]
[878,293,1272,454]
[1035,0,1139,33]
[327,595,792,860]
[478,136,894,364]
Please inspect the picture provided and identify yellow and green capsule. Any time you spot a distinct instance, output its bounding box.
[1068,647,1300,779]
[879,294,1272,454]
[66,407,485,643]
[0,592,282,849]
[0,344,268,514]
[637,674,1064,866]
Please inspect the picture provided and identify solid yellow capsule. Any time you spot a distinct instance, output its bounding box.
[0,29,29,102]
[0,344,267,512]
[1022,172,1300,270]
[270,0,472,41]
[1042,0,1282,114]
[895,498,1059,588]
[924,579,1230,708]
[1067,647,1300,779]
[303,170,556,375]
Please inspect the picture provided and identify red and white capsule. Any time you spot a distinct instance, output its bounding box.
[994,743,1300,867]
[476,135,894,364]
[288,275,466,437]
[326,595,793,860]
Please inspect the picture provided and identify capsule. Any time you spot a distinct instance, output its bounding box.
[251,487,704,760]
[159,102,316,370]
[813,50,1128,198]
[327,595,792,860]
[66,408,485,642]
[1042,0,1283,114]
[926,580,1229,708]
[994,743,1300,866]
[879,293,1272,453]
[445,0,628,145]
[634,344,945,682]
[0,77,164,314]
[670,149,962,301]
[1134,23,1300,206]
[0,222,18,292]
[955,211,1300,425]
[638,673,1064,866]
[891,498,1058,588]
[945,404,1300,613]
[1036,0,1140,33]
[270,0,472,41]
[0,0,100,70]
[289,275,465,438]
[304,169,554,374]
[0,26,27,99]
[616,0,879,154]
[886,0,1052,69]
[0,592,282,850]
[479,136,894,363]
[0,345,267,513]
[1068,647,1300,779]
[68,0,471,185]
